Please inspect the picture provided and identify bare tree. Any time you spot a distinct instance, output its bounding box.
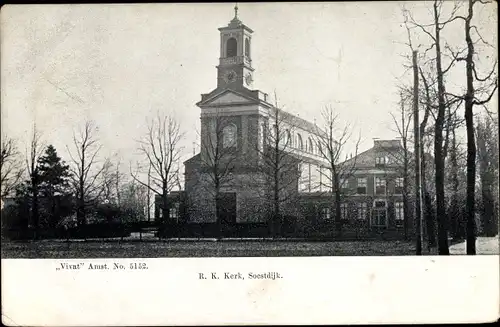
[450,0,498,254]
[404,0,469,255]
[316,105,360,236]
[131,113,182,233]
[67,120,106,226]
[1,135,23,198]
[198,108,238,238]
[253,96,304,237]
[419,67,438,250]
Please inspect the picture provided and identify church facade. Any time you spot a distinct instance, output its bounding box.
[155,9,413,239]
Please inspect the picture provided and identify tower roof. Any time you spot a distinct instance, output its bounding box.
[219,4,253,33]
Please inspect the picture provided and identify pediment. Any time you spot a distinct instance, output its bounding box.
[197,89,259,107]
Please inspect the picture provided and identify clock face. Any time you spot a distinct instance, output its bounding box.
[223,70,237,83]
[245,73,253,86]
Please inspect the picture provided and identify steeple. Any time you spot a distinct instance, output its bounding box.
[228,3,243,28]
[216,4,254,89]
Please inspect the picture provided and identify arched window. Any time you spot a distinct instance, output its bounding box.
[226,38,237,57]
[297,133,303,150]
[308,138,314,153]
[223,124,237,148]
[286,130,292,147]
[245,38,251,58]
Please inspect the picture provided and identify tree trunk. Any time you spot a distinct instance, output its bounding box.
[334,189,342,235]
[272,146,280,238]
[273,181,280,238]
[413,50,422,255]
[147,165,151,222]
[464,0,476,254]
[162,185,168,240]
[422,154,436,249]
[449,129,461,240]
[420,68,436,249]
[215,188,222,240]
[433,1,450,255]
[332,171,342,236]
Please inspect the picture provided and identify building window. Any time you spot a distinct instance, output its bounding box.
[317,142,323,156]
[245,38,251,58]
[308,138,314,153]
[288,130,293,147]
[375,177,386,195]
[339,177,348,193]
[395,202,404,225]
[357,202,367,220]
[375,155,387,166]
[297,133,303,150]
[321,207,331,220]
[357,177,367,194]
[395,177,404,194]
[371,201,387,227]
[170,203,180,221]
[226,37,237,57]
[223,124,237,148]
[283,129,291,147]
[340,203,349,220]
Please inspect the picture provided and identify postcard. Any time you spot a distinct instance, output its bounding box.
[1,2,498,325]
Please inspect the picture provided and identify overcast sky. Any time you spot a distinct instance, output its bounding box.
[1,2,497,174]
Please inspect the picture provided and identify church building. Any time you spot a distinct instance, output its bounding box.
[156,7,412,239]
[159,7,329,228]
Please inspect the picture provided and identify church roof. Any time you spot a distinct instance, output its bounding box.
[270,107,323,135]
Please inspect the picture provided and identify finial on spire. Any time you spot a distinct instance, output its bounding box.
[234,3,238,18]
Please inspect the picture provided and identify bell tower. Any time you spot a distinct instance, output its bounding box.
[217,5,255,89]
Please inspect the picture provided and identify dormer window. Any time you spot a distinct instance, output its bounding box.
[226,37,237,57]
[375,155,388,166]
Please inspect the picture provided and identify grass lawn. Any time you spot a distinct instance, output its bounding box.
[2,237,497,258]
[2,239,417,258]
[449,237,499,255]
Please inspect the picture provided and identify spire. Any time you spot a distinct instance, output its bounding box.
[229,3,242,26]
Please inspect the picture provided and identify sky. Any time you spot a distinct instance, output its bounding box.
[1,2,497,178]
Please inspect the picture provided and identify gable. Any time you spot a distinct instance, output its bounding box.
[198,89,259,107]
[212,92,253,104]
